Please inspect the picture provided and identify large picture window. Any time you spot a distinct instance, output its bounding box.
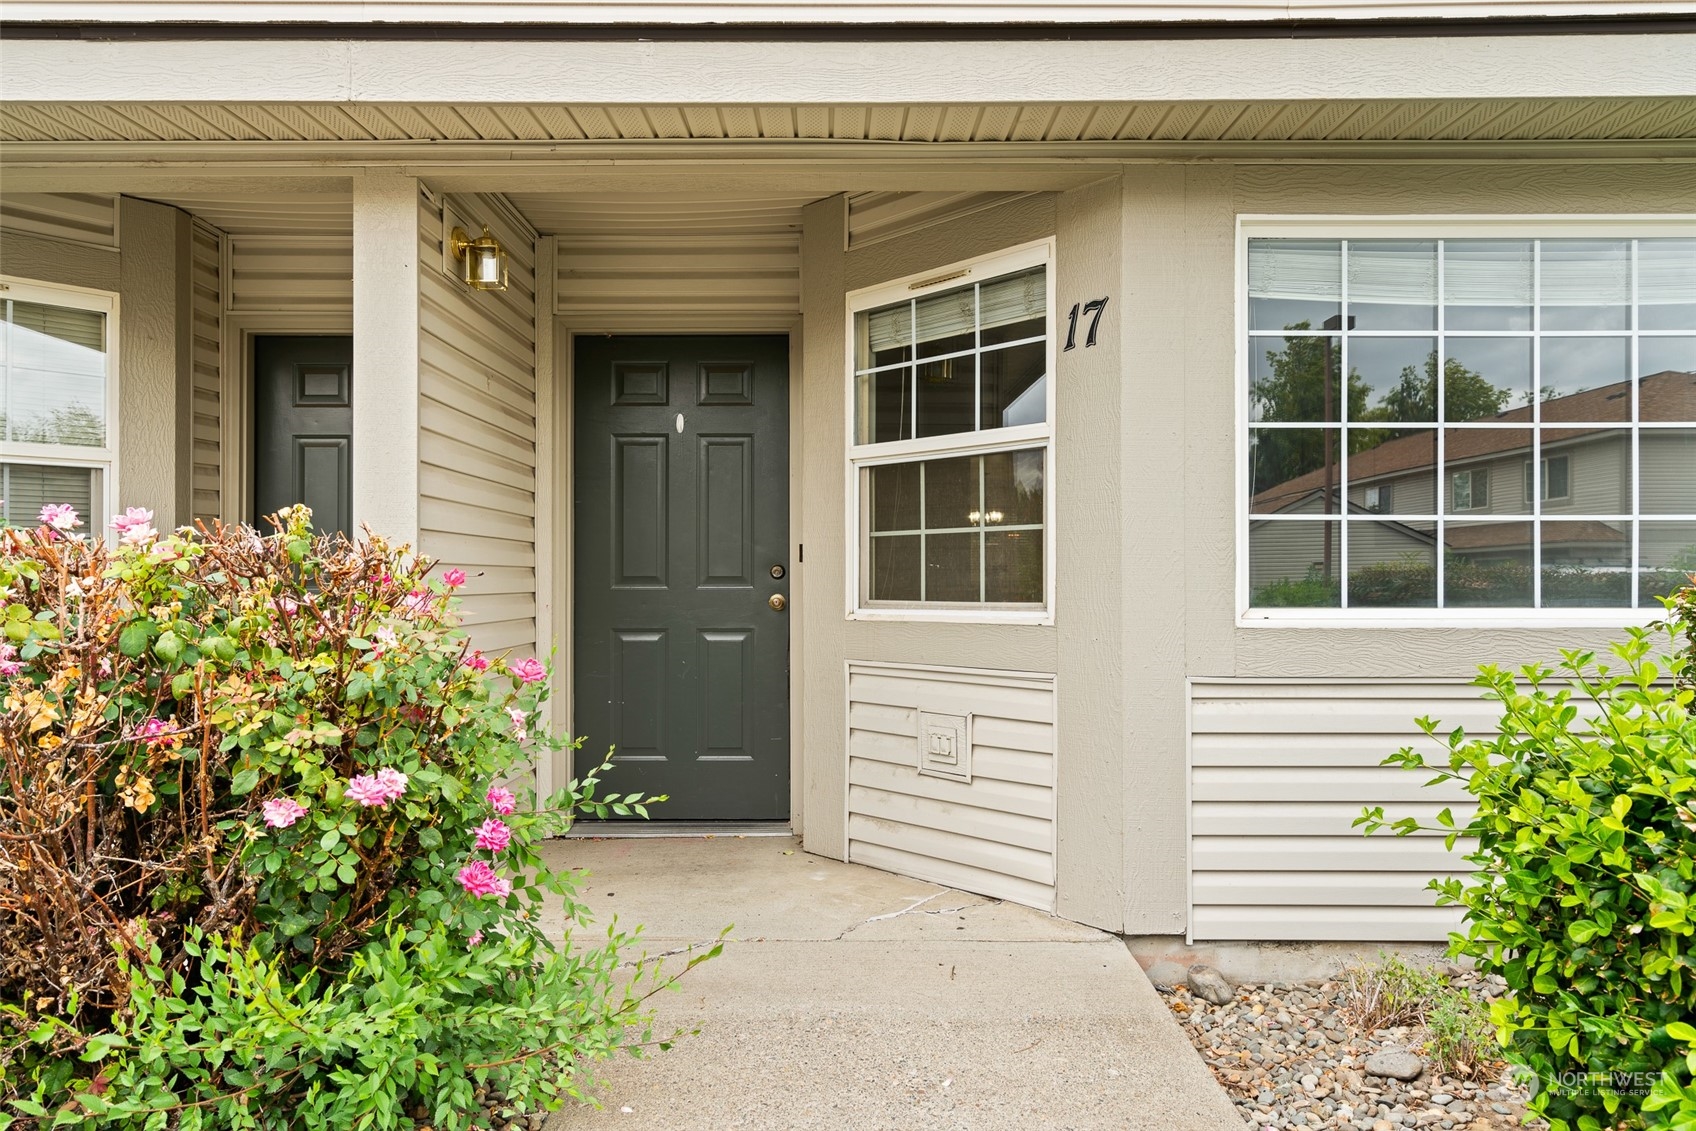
[1242,225,1695,618]
[0,279,116,532]
[849,241,1054,620]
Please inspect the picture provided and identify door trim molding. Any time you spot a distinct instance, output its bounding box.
[552,321,803,831]
[218,312,353,527]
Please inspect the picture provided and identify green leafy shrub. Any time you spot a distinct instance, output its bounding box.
[1359,621,1696,1131]
[0,505,706,1128]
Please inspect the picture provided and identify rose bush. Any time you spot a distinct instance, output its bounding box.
[0,505,710,1129]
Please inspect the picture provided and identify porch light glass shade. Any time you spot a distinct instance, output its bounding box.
[451,225,509,292]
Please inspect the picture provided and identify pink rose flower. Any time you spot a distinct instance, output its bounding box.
[375,766,409,802]
[457,860,512,899]
[462,650,490,672]
[441,567,467,588]
[0,643,20,677]
[507,707,528,737]
[398,589,435,617]
[262,797,308,828]
[136,717,177,746]
[344,774,392,807]
[467,929,484,946]
[39,503,80,532]
[485,786,517,815]
[110,507,157,545]
[474,818,512,853]
[510,657,546,684]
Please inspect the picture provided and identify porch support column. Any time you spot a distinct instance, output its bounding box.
[116,195,194,527]
[351,172,421,545]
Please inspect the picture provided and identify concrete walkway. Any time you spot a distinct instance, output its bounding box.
[540,836,1245,1131]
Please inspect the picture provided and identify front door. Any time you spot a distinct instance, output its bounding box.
[573,335,790,820]
[253,335,354,537]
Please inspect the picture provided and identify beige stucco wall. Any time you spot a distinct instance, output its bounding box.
[800,158,1696,936]
[800,186,1148,930]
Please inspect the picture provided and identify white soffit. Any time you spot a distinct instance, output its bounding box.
[2,1,1694,21]
[134,192,352,235]
[507,191,814,236]
[4,98,1695,144]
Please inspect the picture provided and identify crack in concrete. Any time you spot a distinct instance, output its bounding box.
[835,892,1002,939]
[615,893,1014,963]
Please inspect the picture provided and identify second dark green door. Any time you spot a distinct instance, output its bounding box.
[573,336,791,820]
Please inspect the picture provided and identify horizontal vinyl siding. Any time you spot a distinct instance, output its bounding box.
[190,218,223,524]
[846,192,1035,249]
[1188,680,1485,942]
[556,233,798,328]
[847,664,1057,911]
[418,191,539,658]
[227,236,352,313]
[0,193,117,248]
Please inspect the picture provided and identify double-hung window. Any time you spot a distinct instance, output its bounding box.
[1242,220,1695,619]
[0,279,117,532]
[848,241,1055,621]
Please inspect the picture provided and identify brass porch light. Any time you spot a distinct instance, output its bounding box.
[449,225,509,292]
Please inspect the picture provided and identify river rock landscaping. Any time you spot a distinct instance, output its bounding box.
[1157,969,1547,1131]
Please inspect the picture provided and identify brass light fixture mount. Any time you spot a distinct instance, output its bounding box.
[449,224,510,292]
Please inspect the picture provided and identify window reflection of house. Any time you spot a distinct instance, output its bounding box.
[1249,368,1696,597]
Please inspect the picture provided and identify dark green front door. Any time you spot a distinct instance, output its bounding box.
[253,335,353,538]
[573,335,790,820]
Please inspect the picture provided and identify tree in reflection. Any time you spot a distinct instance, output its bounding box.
[1,404,105,446]
[1361,353,1511,424]
[1252,325,1508,495]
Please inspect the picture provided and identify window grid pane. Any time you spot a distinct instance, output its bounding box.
[1247,235,1696,611]
[865,448,1045,607]
[855,269,1047,446]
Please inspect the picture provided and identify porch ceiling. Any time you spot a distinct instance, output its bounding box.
[4,96,1694,145]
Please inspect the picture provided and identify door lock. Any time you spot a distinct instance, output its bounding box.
[768,593,786,612]
[770,564,785,580]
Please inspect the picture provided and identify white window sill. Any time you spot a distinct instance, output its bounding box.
[1237,608,1668,630]
[850,607,1054,627]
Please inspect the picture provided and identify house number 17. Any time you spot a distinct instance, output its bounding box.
[1063,298,1110,351]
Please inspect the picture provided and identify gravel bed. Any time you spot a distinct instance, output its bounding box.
[1157,974,1547,1131]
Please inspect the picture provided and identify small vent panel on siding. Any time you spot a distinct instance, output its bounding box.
[847,663,1056,912]
[418,191,540,657]
[846,191,1034,249]
[1187,680,1500,942]
[190,218,224,524]
[0,193,118,248]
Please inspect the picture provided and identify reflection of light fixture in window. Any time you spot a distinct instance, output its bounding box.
[449,225,509,292]
[920,357,956,384]
[967,510,1006,525]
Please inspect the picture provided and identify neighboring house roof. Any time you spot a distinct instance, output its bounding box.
[1252,368,1696,513]
[1444,519,1629,552]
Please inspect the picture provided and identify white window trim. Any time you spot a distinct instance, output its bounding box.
[1525,454,1573,505]
[844,238,1057,625]
[1235,214,1696,629]
[0,274,119,537]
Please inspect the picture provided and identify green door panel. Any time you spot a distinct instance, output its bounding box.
[253,335,354,538]
[573,335,791,820]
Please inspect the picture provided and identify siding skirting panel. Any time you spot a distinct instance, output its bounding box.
[847,662,1057,912]
[1186,679,1498,942]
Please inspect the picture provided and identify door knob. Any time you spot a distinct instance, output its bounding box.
[768,593,786,612]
